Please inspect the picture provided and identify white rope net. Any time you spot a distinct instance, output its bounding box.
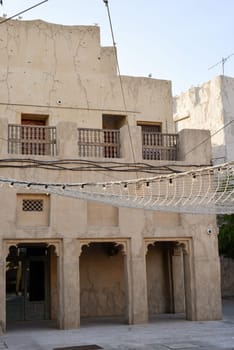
[1,161,234,214]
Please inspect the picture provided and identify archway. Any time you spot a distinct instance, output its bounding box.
[5,242,59,329]
[145,240,189,321]
[79,241,128,325]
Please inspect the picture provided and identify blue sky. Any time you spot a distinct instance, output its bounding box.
[1,0,234,95]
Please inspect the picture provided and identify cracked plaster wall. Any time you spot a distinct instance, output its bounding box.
[221,76,234,162]
[0,19,223,327]
[174,75,234,164]
[0,18,173,131]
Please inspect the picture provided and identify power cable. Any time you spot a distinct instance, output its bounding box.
[2,119,233,169]
[184,120,234,158]
[0,157,209,175]
[0,101,138,114]
[1,0,231,175]
[0,0,49,24]
[103,2,233,165]
[103,0,137,164]
[103,0,126,110]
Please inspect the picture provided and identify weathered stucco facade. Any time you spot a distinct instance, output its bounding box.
[174,75,234,165]
[0,19,222,333]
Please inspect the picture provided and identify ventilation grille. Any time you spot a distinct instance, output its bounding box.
[22,199,43,212]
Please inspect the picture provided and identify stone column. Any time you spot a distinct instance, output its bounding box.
[122,242,132,324]
[182,242,196,320]
[130,239,148,324]
[172,245,185,313]
[119,208,148,324]
[61,238,80,329]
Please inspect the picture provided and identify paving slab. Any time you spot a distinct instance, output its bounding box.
[1,298,234,350]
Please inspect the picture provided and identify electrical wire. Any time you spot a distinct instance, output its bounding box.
[103,0,137,164]
[0,158,209,174]
[1,118,233,162]
[103,1,127,111]
[1,119,232,175]
[0,101,138,114]
[184,120,234,158]
[0,0,49,24]
[102,4,234,165]
[1,161,233,215]
[1,0,232,177]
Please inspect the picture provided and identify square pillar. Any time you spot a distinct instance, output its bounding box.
[130,239,148,324]
[120,125,142,162]
[119,208,148,324]
[123,245,133,324]
[56,122,78,158]
[181,215,222,321]
[172,245,185,313]
[183,246,196,320]
[61,238,80,329]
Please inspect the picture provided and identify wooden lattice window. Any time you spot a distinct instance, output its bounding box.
[136,122,177,160]
[22,199,43,212]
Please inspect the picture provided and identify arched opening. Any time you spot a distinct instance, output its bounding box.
[146,241,186,321]
[79,241,127,325]
[5,243,58,329]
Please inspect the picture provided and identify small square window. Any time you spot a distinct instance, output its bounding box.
[17,194,49,226]
[22,199,43,212]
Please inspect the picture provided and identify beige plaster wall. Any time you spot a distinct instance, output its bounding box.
[146,244,171,315]
[80,244,125,317]
[153,212,181,226]
[221,77,234,162]
[0,18,223,330]
[16,193,50,226]
[87,203,118,227]
[181,214,222,320]
[174,75,234,164]
[0,19,173,132]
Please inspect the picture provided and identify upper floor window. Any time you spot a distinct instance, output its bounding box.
[102,114,126,158]
[21,114,48,155]
[8,114,57,156]
[137,121,161,133]
[102,114,126,130]
[137,122,162,148]
[137,122,177,161]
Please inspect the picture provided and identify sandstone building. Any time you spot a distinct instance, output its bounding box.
[0,19,222,332]
[174,75,234,165]
[174,76,234,298]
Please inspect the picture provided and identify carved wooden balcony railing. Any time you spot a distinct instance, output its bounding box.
[77,128,120,158]
[142,131,178,161]
[7,125,177,161]
[8,124,57,156]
